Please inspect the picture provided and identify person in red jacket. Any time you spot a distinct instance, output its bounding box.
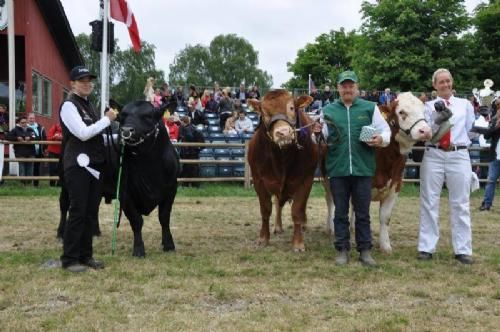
[163,114,179,142]
[47,123,63,186]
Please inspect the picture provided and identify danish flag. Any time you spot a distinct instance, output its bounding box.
[110,0,141,52]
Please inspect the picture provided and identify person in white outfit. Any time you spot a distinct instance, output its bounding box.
[418,68,475,264]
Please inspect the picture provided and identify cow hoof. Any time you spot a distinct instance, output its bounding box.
[380,246,392,254]
[257,238,269,247]
[163,246,175,252]
[132,250,146,258]
[273,228,284,235]
[293,247,306,253]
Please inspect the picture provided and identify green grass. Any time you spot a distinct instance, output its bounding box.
[0,180,490,198]
[0,193,499,331]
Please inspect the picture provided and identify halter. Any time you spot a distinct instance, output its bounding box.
[120,123,160,147]
[398,118,427,137]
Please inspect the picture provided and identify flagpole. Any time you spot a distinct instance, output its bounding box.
[308,74,311,95]
[7,0,15,130]
[100,0,109,117]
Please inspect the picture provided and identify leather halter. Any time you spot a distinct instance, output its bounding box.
[121,123,160,147]
[398,118,427,137]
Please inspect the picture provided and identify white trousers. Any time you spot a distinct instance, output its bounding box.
[418,148,472,255]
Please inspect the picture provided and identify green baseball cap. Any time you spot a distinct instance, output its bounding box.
[337,70,358,84]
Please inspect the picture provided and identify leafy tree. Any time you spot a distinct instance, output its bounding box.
[284,28,358,89]
[472,0,500,88]
[111,41,165,104]
[168,34,272,90]
[352,0,472,92]
[76,35,164,105]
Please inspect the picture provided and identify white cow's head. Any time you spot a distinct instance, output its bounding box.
[380,92,432,154]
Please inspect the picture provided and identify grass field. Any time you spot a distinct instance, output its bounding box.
[0,183,499,331]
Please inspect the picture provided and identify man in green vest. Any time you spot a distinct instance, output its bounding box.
[319,70,391,266]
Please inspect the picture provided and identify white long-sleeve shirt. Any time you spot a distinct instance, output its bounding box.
[424,96,475,146]
[60,100,110,141]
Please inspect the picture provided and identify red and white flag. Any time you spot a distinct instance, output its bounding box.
[110,0,141,52]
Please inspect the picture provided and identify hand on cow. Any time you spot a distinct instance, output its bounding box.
[366,134,383,147]
[105,108,118,122]
[312,121,323,134]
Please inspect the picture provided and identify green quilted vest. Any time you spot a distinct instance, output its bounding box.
[323,97,376,177]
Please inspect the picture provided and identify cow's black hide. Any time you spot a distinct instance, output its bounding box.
[119,101,180,257]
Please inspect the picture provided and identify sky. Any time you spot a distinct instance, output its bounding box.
[60,0,485,88]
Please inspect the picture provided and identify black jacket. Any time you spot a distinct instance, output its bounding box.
[7,126,36,157]
[187,110,208,127]
[484,118,500,162]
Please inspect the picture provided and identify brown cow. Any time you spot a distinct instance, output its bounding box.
[324,92,432,252]
[247,90,322,251]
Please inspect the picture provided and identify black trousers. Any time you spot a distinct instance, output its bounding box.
[60,165,103,267]
[180,154,200,187]
[330,176,373,252]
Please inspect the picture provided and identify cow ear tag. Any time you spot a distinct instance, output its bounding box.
[77,153,100,179]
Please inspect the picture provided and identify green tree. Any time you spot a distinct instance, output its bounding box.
[284,28,358,89]
[472,0,500,88]
[352,0,472,92]
[168,34,272,90]
[110,41,165,104]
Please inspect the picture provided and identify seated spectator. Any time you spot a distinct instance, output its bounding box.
[218,88,234,128]
[47,122,63,186]
[205,92,219,113]
[175,86,186,108]
[153,88,163,108]
[187,100,208,127]
[224,114,238,135]
[379,88,393,105]
[235,110,254,135]
[248,85,261,100]
[163,114,180,142]
[200,89,211,109]
[321,86,334,105]
[6,116,36,184]
[236,83,248,104]
[189,84,199,99]
[213,82,223,103]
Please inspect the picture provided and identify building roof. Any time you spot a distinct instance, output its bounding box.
[35,0,84,70]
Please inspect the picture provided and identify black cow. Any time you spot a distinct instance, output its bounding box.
[119,101,180,257]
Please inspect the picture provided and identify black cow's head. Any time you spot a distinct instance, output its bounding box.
[119,101,163,146]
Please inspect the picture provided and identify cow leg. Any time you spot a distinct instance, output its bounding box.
[290,179,313,252]
[273,196,284,234]
[158,191,176,252]
[255,182,271,246]
[123,202,146,257]
[322,177,334,236]
[379,190,398,253]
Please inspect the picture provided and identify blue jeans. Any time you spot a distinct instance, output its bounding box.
[483,159,500,208]
[330,176,373,252]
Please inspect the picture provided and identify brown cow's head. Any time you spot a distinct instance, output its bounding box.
[248,90,313,148]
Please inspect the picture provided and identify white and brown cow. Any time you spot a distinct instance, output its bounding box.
[323,92,432,252]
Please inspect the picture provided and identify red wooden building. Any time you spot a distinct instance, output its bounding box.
[0,0,83,130]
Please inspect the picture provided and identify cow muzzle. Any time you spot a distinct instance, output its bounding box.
[120,127,135,141]
[272,122,296,148]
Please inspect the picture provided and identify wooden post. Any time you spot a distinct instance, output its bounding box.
[244,140,251,189]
